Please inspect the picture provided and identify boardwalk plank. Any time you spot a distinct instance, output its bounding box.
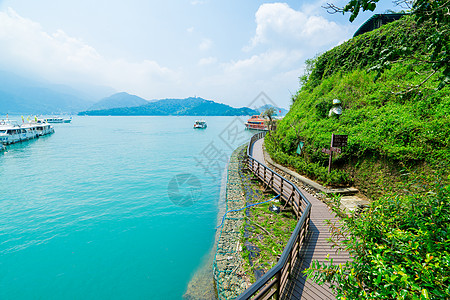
[250,137,350,300]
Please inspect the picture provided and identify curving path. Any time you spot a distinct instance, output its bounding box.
[251,137,350,300]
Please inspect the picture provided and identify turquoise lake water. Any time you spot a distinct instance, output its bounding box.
[0,116,254,299]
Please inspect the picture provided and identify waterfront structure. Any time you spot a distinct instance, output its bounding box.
[353,13,406,37]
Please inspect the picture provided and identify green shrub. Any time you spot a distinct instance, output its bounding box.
[306,180,450,299]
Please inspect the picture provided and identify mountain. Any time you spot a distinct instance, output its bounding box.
[0,70,97,114]
[78,97,258,116]
[257,104,288,116]
[88,92,149,110]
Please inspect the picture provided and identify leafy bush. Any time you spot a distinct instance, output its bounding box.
[265,135,352,186]
[306,179,450,299]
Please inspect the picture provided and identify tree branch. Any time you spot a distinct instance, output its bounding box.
[392,69,437,94]
[322,3,345,14]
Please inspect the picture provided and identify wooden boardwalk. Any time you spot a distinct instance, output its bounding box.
[251,138,350,300]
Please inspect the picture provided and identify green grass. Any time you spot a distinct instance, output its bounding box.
[239,156,297,283]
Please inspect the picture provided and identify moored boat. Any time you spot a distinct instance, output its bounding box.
[45,117,64,123]
[0,120,35,144]
[32,119,55,136]
[194,120,207,129]
[0,118,54,145]
[45,116,71,123]
[245,115,268,131]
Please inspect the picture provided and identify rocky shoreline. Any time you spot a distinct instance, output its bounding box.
[183,162,229,300]
[212,145,250,300]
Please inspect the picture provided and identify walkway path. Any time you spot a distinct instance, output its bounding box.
[251,137,350,300]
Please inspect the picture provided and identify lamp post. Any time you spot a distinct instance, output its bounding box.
[328,99,342,118]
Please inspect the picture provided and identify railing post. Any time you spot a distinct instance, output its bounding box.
[275,271,281,300]
[263,166,266,183]
[238,132,311,300]
[280,178,284,200]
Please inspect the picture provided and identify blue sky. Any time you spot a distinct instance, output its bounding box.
[0,0,397,108]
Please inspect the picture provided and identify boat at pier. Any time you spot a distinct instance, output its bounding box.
[0,120,36,144]
[0,118,54,145]
[245,115,268,131]
[32,119,55,136]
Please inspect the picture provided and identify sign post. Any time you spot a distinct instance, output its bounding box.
[322,134,348,173]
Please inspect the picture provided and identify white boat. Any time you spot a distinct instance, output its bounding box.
[0,120,36,144]
[194,120,207,129]
[45,117,71,123]
[0,118,54,145]
[31,119,55,136]
[45,117,64,123]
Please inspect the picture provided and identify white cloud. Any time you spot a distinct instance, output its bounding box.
[198,38,212,51]
[223,50,303,76]
[246,3,348,51]
[0,4,353,109]
[198,57,217,66]
[194,49,305,107]
[0,8,181,98]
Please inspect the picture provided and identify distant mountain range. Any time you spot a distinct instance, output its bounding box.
[0,70,111,114]
[87,92,149,111]
[0,71,287,117]
[256,104,289,116]
[79,95,259,116]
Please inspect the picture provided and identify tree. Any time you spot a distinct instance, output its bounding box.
[323,0,449,90]
[262,107,277,132]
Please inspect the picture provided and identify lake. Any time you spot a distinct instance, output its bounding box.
[0,116,254,299]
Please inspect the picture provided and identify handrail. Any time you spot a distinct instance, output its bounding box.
[237,132,311,300]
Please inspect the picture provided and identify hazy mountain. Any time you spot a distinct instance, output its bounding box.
[0,70,100,115]
[88,92,149,110]
[79,97,258,116]
[257,104,288,116]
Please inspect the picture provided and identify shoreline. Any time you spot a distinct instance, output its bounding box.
[212,145,249,300]
[183,159,229,300]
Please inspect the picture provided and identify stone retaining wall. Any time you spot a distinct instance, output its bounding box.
[213,145,249,300]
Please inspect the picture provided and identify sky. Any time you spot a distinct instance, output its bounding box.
[0,0,397,108]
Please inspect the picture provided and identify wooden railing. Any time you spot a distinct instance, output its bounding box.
[237,132,311,300]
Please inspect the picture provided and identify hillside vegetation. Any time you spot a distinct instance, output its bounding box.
[267,15,450,299]
[266,15,450,198]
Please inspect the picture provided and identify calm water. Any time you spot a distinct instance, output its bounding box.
[0,116,254,299]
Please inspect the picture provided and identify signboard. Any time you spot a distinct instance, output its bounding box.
[322,148,332,155]
[323,133,348,174]
[332,134,348,148]
[330,147,342,154]
[296,141,304,155]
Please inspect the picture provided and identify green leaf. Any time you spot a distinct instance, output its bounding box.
[421,288,430,299]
